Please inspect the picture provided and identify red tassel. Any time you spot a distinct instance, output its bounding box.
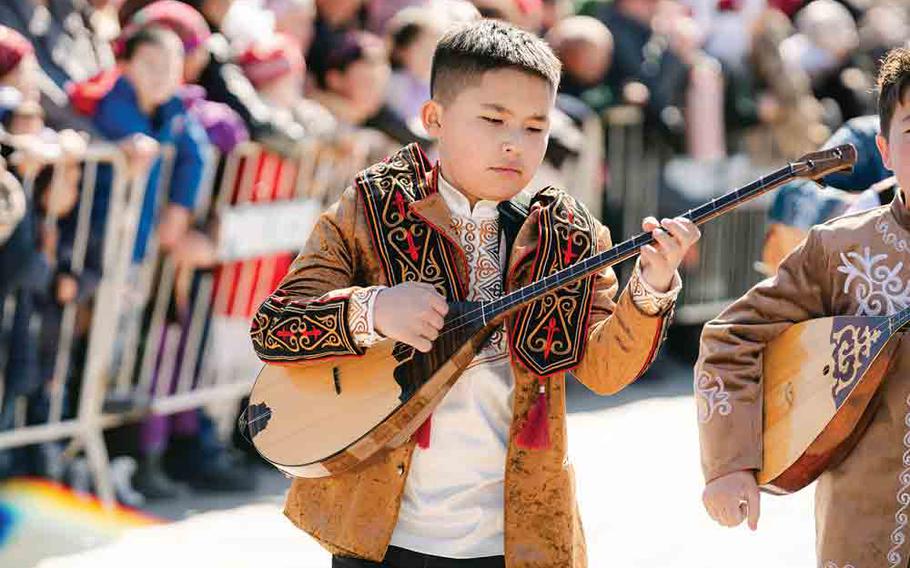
[415,415,432,449]
[517,380,550,450]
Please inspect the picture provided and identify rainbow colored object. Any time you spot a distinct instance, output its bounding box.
[0,477,161,566]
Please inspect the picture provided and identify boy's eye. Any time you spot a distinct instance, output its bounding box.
[526,127,544,133]
[481,116,503,124]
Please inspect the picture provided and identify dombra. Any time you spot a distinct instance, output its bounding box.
[243,145,857,479]
[760,310,907,494]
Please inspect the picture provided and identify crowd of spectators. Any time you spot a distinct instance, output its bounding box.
[0,0,906,505]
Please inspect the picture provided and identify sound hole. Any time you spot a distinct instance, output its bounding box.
[332,367,341,395]
[246,402,272,438]
[823,364,831,375]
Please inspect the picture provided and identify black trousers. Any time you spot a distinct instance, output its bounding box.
[332,546,506,568]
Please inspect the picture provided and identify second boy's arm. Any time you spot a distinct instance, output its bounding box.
[698,227,833,528]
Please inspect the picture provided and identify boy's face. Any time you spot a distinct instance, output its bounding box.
[124,40,184,110]
[877,91,910,200]
[422,68,553,203]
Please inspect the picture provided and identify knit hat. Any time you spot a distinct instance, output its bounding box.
[236,34,305,88]
[0,26,33,79]
[117,0,211,55]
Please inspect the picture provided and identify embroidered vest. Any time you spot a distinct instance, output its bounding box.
[509,188,598,377]
[355,144,466,300]
[356,145,598,377]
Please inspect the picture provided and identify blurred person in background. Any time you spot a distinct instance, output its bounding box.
[69,26,213,498]
[120,0,307,156]
[734,8,830,163]
[265,0,316,53]
[237,33,336,137]
[546,15,614,113]
[0,0,112,135]
[780,0,873,123]
[307,0,369,86]
[385,6,445,129]
[680,0,766,74]
[312,30,430,149]
[116,0,250,154]
[583,0,699,143]
[0,88,85,482]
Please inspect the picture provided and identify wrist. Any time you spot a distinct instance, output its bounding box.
[641,266,673,293]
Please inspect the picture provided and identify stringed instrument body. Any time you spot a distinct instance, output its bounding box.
[246,145,857,479]
[760,313,906,494]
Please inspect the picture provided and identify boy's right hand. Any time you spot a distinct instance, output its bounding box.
[374,282,448,353]
[702,470,760,530]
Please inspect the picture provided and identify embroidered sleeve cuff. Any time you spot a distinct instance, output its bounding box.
[629,260,681,316]
[348,286,387,347]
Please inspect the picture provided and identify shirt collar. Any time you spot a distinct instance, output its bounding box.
[436,172,499,221]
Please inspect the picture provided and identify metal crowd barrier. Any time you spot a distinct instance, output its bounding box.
[603,105,768,325]
[0,141,142,505]
[0,134,376,507]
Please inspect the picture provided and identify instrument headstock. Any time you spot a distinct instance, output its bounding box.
[793,144,857,181]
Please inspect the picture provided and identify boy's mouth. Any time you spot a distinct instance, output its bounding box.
[489,165,522,176]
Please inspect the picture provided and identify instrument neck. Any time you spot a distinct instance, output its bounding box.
[481,162,797,322]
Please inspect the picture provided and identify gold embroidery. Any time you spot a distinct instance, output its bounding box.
[348,286,386,347]
[629,260,680,316]
[510,189,597,376]
[252,295,360,361]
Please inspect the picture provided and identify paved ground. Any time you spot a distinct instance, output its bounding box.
[34,350,818,568]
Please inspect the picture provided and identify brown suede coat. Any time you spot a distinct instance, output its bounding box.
[251,166,672,566]
[697,195,910,568]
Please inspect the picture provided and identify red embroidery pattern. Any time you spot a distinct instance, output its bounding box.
[251,295,360,361]
[356,144,464,300]
[510,189,597,376]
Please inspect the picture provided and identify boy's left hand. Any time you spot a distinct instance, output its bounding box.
[640,216,701,292]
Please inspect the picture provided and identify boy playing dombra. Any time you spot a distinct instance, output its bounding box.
[251,19,699,568]
[698,47,910,568]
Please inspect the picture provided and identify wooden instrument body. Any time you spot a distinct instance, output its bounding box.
[760,315,900,494]
[246,302,490,478]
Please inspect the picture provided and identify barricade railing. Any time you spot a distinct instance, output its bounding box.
[0,140,143,504]
[0,132,379,505]
[602,105,768,324]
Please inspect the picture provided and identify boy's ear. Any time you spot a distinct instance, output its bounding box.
[421,99,443,138]
[877,133,893,171]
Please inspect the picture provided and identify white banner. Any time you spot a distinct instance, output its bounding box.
[217,199,321,261]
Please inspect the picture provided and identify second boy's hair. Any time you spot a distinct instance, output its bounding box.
[877,47,910,137]
[431,19,561,104]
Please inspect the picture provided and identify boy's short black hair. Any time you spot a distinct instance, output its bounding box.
[877,47,910,138]
[122,25,182,60]
[430,19,561,103]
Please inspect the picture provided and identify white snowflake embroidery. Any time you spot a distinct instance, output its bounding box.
[824,562,856,568]
[696,372,732,423]
[876,216,910,254]
[888,393,910,568]
[837,247,910,316]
